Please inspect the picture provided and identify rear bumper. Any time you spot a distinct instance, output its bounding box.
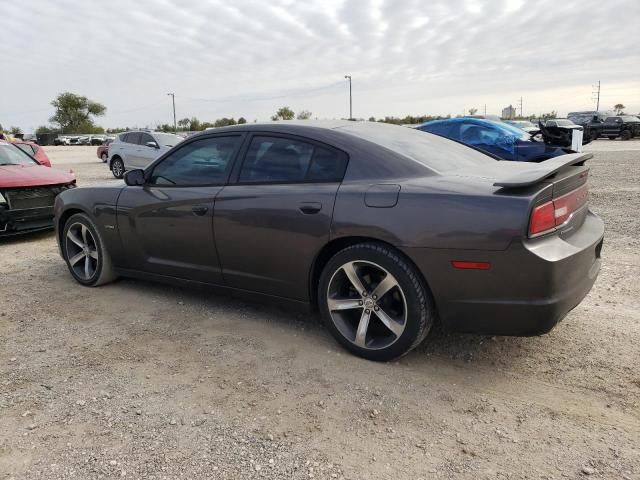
[403,210,604,336]
[0,206,54,237]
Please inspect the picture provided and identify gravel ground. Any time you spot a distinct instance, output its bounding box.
[1,142,639,479]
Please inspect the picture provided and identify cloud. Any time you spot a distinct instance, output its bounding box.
[1,0,638,130]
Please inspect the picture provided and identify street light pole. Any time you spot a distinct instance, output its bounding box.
[167,93,176,133]
[344,75,352,120]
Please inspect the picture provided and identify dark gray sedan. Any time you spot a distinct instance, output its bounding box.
[54,121,604,361]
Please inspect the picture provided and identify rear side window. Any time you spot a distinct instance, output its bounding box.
[239,136,347,184]
[127,132,142,144]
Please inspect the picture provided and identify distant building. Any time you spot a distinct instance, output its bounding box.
[502,105,517,120]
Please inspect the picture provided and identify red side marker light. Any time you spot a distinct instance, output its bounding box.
[451,261,491,270]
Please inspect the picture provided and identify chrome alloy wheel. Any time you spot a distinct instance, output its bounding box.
[327,260,407,350]
[65,222,99,281]
[111,159,124,177]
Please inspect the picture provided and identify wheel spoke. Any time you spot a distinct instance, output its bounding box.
[69,251,85,266]
[371,273,398,300]
[67,230,84,248]
[84,255,91,278]
[342,262,367,295]
[354,309,371,347]
[328,298,362,311]
[374,307,404,337]
[81,224,88,244]
[88,249,98,260]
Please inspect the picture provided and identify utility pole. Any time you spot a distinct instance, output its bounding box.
[344,75,352,120]
[592,81,601,110]
[518,96,523,117]
[484,104,487,116]
[167,93,177,133]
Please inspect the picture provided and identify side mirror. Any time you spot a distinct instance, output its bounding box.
[145,141,159,149]
[124,169,145,186]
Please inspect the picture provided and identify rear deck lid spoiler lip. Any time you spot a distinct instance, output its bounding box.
[493,153,593,188]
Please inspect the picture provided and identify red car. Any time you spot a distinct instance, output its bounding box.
[12,140,52,167]
[1,140,76,236]
[97,138,113,163]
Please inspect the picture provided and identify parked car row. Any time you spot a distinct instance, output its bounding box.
[567,111,640,140]
[54,135,114,146]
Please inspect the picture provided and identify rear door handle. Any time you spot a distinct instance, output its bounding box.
[191,205,209,216]
[299,202,322,214]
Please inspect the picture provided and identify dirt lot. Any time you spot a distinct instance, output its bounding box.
[1,142,639,480]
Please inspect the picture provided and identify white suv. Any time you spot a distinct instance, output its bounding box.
[108,131,183,178]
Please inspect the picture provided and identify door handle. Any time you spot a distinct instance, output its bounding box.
[191,205,209,216]
[299,202,322,214]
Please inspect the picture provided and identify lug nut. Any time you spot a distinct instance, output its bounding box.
[372,295,377,300]
[374,306,379,311]
[358,300,363,305]
[362,291,368,297]
[365,309,370,314]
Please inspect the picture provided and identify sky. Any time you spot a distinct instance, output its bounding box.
[1,0,639,132]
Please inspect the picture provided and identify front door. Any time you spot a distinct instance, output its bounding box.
[116,134,245,283]
[214,134,349,300]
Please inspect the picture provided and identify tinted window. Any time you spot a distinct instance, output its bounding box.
[307,147,348,181]
[127,132,142,145]
[340,122,497,173]
[139,133,155,146]
[150,136,241,186]
[240,136,314,183]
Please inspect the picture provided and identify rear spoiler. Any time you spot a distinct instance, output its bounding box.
[493,153,592,188]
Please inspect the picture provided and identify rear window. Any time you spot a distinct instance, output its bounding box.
[338,123,497,173]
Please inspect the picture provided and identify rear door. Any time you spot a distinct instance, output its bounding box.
[214,133,349,300]
[134,132,161,168]
[116,134,244,283]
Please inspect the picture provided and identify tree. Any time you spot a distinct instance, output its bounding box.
[49,92,106,133]
[188,117,201,131]
[271,106,295,121]
[614,104,626,115]
[237,117,247,124]
[296,110,312,120]
[36,126,56,134]
[368,116,376,122]
[10,126,22,135]
[540,111,557,121]
[177,118,190,130]
[468,108,478,116]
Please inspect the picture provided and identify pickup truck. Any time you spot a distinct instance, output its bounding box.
[601,116,640,140]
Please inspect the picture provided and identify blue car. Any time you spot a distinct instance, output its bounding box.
[416,117,569,162]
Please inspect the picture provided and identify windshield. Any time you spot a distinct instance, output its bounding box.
[508,120,535,128]
[153,133,183,147]
[554,119,574,126]
[339,123,497,173]
[620,116,640,122]
[0,144,39,166]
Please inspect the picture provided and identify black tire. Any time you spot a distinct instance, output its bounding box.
[608,136,617,140]
[62,213,117,287]
[590,132,598,140]
[620,130,631,141]
[318,243,435,361]
[101,152,108,163]
[111,157,125,178]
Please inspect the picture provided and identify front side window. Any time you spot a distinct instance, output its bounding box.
[139,133,155,146]
[239,136,347,183]
[149,136,241,186]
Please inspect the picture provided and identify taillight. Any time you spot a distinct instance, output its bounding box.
[529,201,555,236]
[529,183,589,237]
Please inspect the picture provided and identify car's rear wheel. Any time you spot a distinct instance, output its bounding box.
[590,132,598,140]
[101,152,108,163]
[62,213,117,287]
[318,243,434,361]
[608,136,617,140]
[620,130,631,140]
[111,157,125,178]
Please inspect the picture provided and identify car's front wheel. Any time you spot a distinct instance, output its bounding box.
[318,243,434,361]
[620,130,631,141]
[101,152,108,163]
[111,157,125,178]
[62,213,117,286]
